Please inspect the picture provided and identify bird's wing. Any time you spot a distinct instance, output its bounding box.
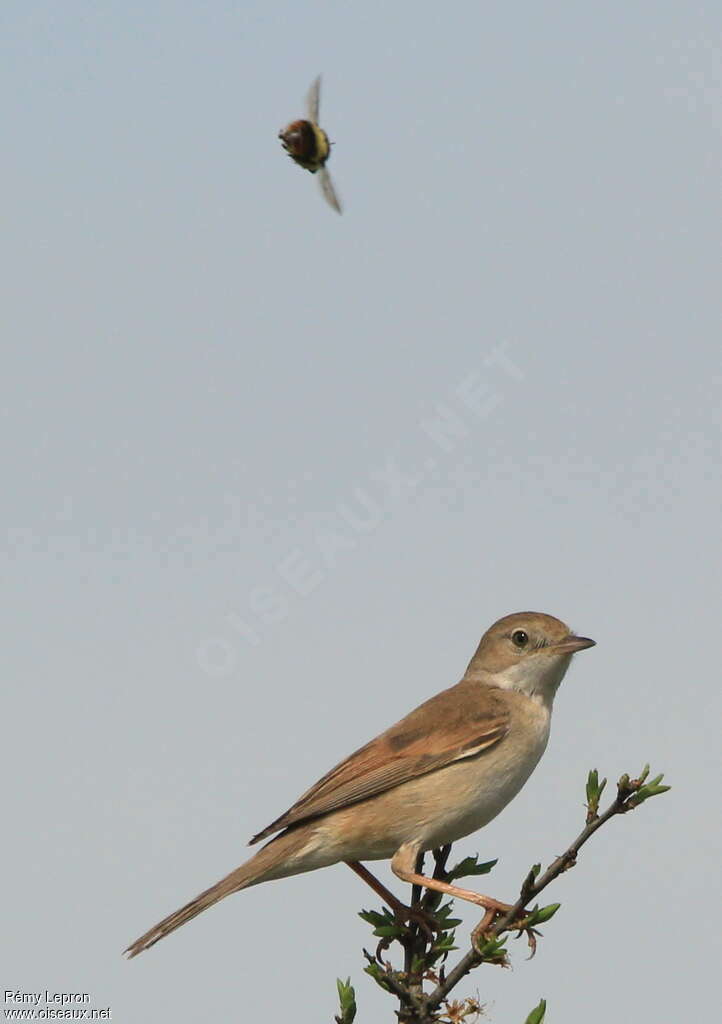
[318,167,342,213]
[306,74,321,122]
[249,679,509,844]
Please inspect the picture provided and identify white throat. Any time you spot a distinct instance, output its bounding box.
[492,652,573,707]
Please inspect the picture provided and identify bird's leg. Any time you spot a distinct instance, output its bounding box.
[391,846,539,956]
[391,844,513,917]
[345,861,439,942]
[346,860,404,910]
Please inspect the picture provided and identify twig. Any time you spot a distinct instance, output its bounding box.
[426,768,668,1012]
[354,766,668,1022]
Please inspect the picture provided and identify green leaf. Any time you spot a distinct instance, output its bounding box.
[362,963,392,992]
[586,769,607,820]
[586,769,599,804]
[428,934,459,964]
[358,908,394,927]
[613,764,670,806]
[474,934,508,960]
[335,978,357,1023]
[526,902,561,926]
[628,783,671,807]
[448,855,498,880]
[448,855,478,878]
[522,863,541,890]
[525,997,547,1024]
[372,924,408,938]
[435,904,462,928]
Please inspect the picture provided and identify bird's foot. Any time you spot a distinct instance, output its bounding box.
[470,901,542,961]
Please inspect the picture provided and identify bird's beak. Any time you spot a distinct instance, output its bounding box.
[553,635,596,654]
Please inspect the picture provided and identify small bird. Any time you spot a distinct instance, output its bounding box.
[125,611,594,958]
[278,75,342,214]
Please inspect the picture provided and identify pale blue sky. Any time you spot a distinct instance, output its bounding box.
[2,3,720,1021]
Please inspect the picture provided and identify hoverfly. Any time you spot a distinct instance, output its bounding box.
[278,75,342,214]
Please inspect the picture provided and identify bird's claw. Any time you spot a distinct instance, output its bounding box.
[470,902,542,961]
[470,907,500,954]
[521,925,542,959]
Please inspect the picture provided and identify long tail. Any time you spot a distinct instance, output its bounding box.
[124,830,307,958]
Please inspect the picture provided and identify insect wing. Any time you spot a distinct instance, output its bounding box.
[306,75,321,123]
[318,166,342,214]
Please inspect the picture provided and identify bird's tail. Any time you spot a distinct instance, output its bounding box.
[124,828,309,958]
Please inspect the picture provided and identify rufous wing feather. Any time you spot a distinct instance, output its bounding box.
[250,679,509,844]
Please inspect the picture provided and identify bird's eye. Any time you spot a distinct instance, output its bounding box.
[511,630,529,648]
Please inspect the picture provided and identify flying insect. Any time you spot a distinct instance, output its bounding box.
[278,75,342,214]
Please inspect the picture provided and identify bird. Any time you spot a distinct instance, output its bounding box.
[125,611,595,958]
[278,74,342,214]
